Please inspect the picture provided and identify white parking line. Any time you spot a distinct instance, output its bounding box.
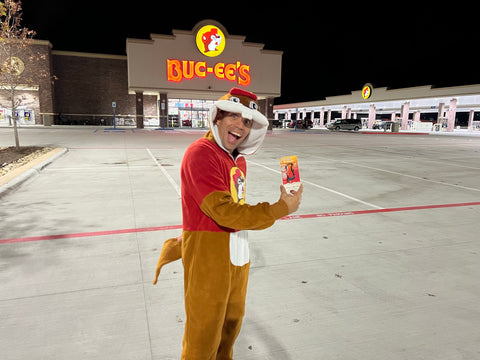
[146,148,181,197]
[247,160,383,209]
[343,161,480,192]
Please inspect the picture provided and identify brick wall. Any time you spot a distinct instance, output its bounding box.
[2,44,160,126]
[35,42,55,124]
[52,52,158,126]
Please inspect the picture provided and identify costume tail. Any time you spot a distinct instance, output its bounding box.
[153,238,182,284]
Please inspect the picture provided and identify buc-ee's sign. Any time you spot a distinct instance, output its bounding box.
[167,59,251,86]
[166,25,251,86]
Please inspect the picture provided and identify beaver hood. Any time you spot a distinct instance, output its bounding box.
[208,88,269,156]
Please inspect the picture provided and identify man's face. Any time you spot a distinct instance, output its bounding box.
[214,112,253,153]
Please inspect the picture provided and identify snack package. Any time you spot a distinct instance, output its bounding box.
[280,155,301,193]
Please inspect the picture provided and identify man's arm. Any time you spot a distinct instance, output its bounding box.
[200,184,303,231]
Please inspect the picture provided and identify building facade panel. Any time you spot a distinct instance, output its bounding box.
[0,41,54,125]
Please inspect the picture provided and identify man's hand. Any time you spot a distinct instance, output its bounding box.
[279,183,303,214]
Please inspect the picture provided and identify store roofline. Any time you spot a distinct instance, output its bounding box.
[274,84,480,111]
[52,50,127,60]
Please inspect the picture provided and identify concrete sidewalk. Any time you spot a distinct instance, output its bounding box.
[1,127,480,359]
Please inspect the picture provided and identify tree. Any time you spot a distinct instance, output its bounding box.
[0,0,36,149]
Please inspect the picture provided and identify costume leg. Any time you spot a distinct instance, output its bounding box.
[181,232,232,359]
[216,262,250,360]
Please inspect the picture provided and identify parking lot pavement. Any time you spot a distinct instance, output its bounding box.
[1,126,480,359]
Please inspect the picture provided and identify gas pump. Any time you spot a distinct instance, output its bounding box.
[435,117,448,131]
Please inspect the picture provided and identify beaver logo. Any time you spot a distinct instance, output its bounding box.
[230,167,246,204]
[362,84,372,99]
[202,28,222,52]
[196,25,226,57]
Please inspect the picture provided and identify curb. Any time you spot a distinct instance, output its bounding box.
[361,131,430,135]
[0,148,68,198]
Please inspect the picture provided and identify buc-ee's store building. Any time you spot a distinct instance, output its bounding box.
[127,20,281,128]
[0,20,281,127]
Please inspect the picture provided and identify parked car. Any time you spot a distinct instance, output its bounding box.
[326,118,361,131]
[288,119,313,129]
[373,120,394,130]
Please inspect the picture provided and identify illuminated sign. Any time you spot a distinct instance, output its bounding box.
[362,84,372,99]
[167,59,251,86]
[196,25,226,57]
[167,24,252,86]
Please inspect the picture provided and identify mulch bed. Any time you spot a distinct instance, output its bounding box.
[0,146,53,177]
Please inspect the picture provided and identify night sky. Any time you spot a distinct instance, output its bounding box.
[20,0,480,104]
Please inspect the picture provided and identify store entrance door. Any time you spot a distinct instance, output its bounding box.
[170,99,213,129]
[178,109,209,128]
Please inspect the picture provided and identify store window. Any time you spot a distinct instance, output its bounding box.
[0,108,35,125]
[168,99,214,128]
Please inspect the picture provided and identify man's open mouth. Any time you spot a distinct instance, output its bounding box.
[228,131,241,140]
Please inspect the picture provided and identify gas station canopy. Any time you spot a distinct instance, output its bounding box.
[273,84,480,132]
[274,84,480,114]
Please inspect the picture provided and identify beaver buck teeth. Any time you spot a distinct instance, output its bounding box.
[229,131,241,139]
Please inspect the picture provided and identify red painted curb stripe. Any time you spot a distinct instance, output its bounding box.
[281,201,480,220]
[0,224,182,244]
[1,201,480,244]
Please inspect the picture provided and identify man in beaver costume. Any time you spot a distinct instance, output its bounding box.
[153,88,303,359]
